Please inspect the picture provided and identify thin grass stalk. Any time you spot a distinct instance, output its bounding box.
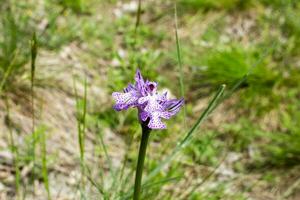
[81,77,88,165]
[86,174,106,197]
[38,97,51,199]
[31,33,37,90]
[40,129,51,200]
[84,165,107,196]
[116,135,134,196]
[30,33,37,189]
[85,123,108,197]
[133,124,151,200]
[135,0,142,34]
[119,167,135,199]
[73,77,87,198]
[73,79,83,169]
[174,3,187,129]
[183,147,229,198]
[96,128,119,198]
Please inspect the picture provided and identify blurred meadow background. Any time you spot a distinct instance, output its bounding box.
[0,0,300,199]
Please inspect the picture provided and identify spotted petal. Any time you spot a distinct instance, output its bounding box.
[135,69,147,96]
[148,112,167,129]
[112,92,138,111]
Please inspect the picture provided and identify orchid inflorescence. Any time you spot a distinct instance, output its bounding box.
[112,69,184,129]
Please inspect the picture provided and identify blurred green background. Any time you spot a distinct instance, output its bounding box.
[0,0,300,199]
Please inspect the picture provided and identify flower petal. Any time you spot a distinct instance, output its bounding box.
[148,112,166,129]
[135,69,147,96]
[112,92,138,111]
[123,83,135,93]
[163,98,184,115]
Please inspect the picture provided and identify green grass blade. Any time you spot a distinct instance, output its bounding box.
[73,78,81,158]
[135,0,142,33]
[73,77,88,198]
[40,128,51,200]
[174,3,187,129]
[82,78,88,138]
[73,77,87,167]
[96,125,118,198]
[97,129,113,175]
[5,97,21,199]
[142,176,182,190]
[31,32,37,87]
[84,165,106,196]
[118,170,136,200]
[30,32,38,187]
[184,150,229,198]
[0,49,19,95]
[115,135,134,197]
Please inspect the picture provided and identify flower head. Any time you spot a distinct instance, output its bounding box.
[112,69,184,129]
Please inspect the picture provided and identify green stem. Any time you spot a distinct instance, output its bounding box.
[133,124,151,200]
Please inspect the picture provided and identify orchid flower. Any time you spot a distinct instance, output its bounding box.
[112,69,184,129]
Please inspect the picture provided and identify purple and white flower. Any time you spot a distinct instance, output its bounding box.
[112,69,184,129]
